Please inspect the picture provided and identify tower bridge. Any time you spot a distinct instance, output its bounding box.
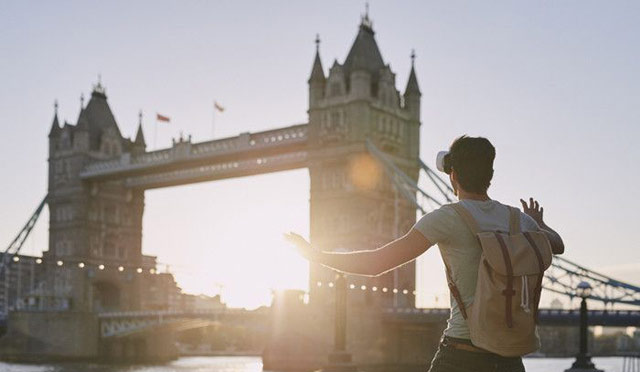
[1,13,639,369]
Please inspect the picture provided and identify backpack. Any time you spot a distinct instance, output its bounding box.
[444,203,553,357]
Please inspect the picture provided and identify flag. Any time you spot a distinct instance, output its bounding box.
[214,101,225,113]
[156,113,171,123]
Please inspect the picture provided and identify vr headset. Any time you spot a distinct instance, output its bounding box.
[436,151,452,174]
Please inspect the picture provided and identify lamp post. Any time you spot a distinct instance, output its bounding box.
[565,281,603,372]
[321,273,357,372]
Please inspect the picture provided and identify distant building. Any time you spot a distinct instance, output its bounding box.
[550,298,565,309]
[538,326,582,356]
[181,294,225,312]
[593,329,634,354]
[0,253,45,316]
[140,272,184,311]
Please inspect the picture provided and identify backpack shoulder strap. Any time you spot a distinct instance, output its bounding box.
[444,203,478,321]
[508,206,521,235]
[450,203,481,235]
[441,256,468,320]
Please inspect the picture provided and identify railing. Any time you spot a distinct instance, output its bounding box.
[382,307,640,327]
[98,308,269,338]
[124,150,308,188]
[98,307,269,319]
[622,353,640,372]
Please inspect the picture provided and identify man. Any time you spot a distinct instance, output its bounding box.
[286,135,564,372]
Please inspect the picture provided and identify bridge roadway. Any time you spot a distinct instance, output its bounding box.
[80,124,309,189]
[383,307,640,327]
[98,308,270,338]
[98,306,640,339]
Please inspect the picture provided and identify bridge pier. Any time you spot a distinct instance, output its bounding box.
[0,311,99,361]
[99,330,178,363]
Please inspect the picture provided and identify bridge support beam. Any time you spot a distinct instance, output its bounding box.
[100,329,178,363]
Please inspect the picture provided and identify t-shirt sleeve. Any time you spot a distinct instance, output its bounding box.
[412,205,455,245]
[520,213,541,232]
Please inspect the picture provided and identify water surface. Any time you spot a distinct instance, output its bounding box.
[0,356,628,372]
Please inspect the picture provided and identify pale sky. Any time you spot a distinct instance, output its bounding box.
[1,1,639,309]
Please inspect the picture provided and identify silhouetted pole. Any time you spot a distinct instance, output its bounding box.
[565,281,602,372]
[321,273,357,372]
[334,273,347,352]
[579,298,588,360]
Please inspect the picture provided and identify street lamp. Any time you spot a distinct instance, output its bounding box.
[565,281,602,372]
[320,273,357,372]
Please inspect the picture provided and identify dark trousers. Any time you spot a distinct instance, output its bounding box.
[428,337,525,372]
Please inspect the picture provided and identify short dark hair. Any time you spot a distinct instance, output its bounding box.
[449,135,495,193]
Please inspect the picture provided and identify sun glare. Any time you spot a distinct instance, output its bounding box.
[142,169,310,309]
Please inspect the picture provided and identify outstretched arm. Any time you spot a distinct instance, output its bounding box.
[521,198,565,255]
[285,229,432,277]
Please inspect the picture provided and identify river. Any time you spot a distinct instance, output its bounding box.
[0,356,630,372]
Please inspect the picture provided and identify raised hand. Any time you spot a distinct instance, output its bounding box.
[284,232,321,262]
[520,197,544,226]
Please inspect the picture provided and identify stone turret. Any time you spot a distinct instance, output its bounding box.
[132,112,147,154]
[48,102,61,158]
[74,100,90,152]
[343,15,384,101]
[403,51,421,120]
[45,80,146,314]
[308,14,420,309]
[308,35,326,108]
[48,102,61,138]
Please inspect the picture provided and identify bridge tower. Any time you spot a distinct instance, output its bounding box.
[307,14,422,307]
[45,84,145,312]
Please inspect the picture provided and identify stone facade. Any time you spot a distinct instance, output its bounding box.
[46,85,148,313]
[307,15,421,308]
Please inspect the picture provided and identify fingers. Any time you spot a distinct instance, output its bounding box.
[520,199,528,210]
[526,197,542,211]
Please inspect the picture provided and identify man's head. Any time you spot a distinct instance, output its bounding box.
[443,135,495,195]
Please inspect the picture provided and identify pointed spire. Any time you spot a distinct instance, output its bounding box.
[309,34,325,83]
[134,110,146,147]
[404,49,421,96]
[48,100,61,137]
[76,92,89,130]
[361,1,373,31]
[92,74,107,99]
[344,9,384,77]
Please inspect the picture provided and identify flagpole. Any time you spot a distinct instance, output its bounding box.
[212,102,215,139]
[154,114,158,149]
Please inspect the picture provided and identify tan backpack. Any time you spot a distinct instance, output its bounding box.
[445,203,553,357]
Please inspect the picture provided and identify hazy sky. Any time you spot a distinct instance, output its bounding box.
[1,1,639,309]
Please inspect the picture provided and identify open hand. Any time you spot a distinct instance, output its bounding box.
[284,232,321,262]
[520,197,544,226]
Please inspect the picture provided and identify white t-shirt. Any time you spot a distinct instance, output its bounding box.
[412,199,540,339]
